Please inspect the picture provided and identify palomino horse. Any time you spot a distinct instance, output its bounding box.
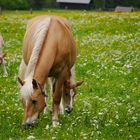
[0,35,7,76]
[18,16,83,128]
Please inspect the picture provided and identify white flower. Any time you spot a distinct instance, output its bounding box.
[115,114,119,120]
[45,125,49,130]
[27,135,35,140]
[98,112,103,115]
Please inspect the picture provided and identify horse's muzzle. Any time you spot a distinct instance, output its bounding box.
[22,123,34,129]
[65,106,73,113]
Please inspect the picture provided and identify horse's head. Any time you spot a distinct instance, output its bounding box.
[18,77,47,128]
[63,80,83,113]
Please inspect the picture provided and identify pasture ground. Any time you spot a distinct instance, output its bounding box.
[0,10,140,140]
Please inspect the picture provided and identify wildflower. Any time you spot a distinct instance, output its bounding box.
[27,136,35,140]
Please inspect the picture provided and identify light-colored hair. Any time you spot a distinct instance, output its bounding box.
[70,65,75,85]
[25,17,51,77]
[20,17,51,100]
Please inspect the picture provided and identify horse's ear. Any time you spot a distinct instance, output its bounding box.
[32,79,38,89]
[75,81,84,87]
[2,53,6,58]
[71,81,84,89]
[18,77,25,86]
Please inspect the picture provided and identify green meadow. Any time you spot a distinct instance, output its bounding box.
[0,10,140,140]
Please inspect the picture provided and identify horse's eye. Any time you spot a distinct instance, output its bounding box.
[65,93,69,96]
[32,100,37,105]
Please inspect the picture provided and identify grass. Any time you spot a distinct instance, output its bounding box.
[0,10,140,140]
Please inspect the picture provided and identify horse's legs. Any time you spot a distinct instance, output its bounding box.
[52,74,65,127]
[49,78,64,115]
[43,82,48,113]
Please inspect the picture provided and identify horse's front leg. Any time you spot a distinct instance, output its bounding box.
[52,77,63,127]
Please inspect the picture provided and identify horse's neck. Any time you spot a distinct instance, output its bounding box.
[33,73,47,87]
[33,62,49,86]
[33,42,57,86]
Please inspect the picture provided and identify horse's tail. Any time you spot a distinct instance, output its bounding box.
[25,17,51,77]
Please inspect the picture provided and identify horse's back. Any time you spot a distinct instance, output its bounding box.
[45,16,76,67]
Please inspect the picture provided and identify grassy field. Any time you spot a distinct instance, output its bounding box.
[0,10,140,140]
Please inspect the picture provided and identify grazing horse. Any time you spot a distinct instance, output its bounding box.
[18,15,83,128]
[48,66,83,114]
[0,35,7,76]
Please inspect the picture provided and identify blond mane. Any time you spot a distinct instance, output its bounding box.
[20,17,51,100]
[25,17,51,77]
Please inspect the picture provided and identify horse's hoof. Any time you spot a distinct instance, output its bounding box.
[3,73,8,77]
[52,120,59,127]
[65,107,73,114]
[22,123,34,129]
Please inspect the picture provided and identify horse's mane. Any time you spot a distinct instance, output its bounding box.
[25,16,51,77]
[70,65,75,85]
[20,16,51,99]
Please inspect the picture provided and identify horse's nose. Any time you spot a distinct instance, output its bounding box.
[65,106,73,113]
[22,123,33,129]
